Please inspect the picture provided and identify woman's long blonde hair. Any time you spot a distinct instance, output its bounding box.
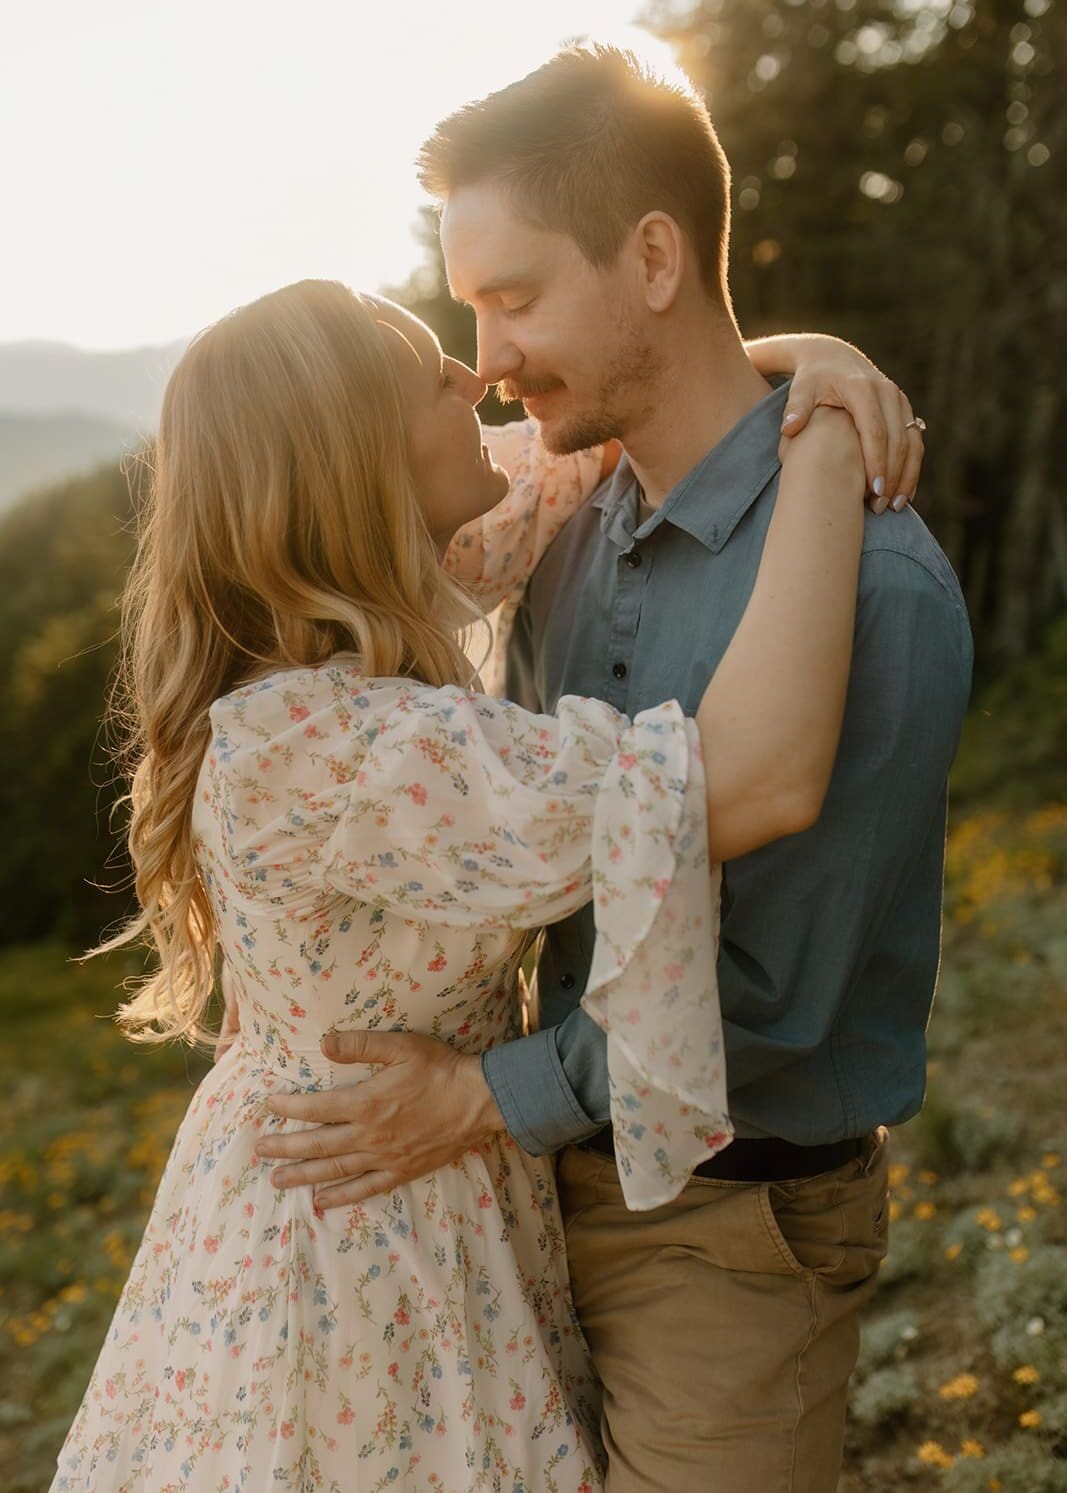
[91,279,485,1046]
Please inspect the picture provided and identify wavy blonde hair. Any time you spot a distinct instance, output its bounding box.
[90,279,486,1046]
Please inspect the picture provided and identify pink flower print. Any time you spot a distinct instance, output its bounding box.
[204,1235,219,1254]
[174,1371,186,1391]
[337,1406,355,1425]
[289,1002,306,1019]
[388,1362,399,1379]
[478,1190,493,1208]
[407,782,428,807]
[609,846,622,863]
[509,1391,526,1411]
[618,752,637,770]
[653,877,670,899]
[664,962,686,982]
[394,1308,410,1325]
[427,955,446,972]
[279,1420,294,1439]
[288,705,310,722]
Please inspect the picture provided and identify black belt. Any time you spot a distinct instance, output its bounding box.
[581,1127,864,1183]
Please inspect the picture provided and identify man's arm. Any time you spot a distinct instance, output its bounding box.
[488,543,974,1149]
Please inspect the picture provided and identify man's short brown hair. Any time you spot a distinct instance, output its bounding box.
[417,44,732,303]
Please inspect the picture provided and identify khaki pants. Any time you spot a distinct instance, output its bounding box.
[559,1127,890,1493]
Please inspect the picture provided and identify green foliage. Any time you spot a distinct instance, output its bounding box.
[850,1365,921,1428]
[0,464,137,946]
[647,0,1066,667]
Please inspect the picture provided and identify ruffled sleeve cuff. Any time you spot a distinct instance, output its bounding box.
[580,701,733,1210]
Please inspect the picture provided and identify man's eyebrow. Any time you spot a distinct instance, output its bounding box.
[451,274,534,306]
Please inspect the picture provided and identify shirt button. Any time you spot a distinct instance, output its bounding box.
[612,661,628,680]
[625,549,642,568]
[559,971,576,990]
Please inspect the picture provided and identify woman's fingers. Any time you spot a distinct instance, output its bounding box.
[879,386,910,505]
[780,383,816,436]
[893,427,925,510]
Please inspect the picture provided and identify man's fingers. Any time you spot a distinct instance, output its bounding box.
[266,1152,374,1191]
[321,1028,406,1065]
[255,1116,362,1158]
[314,1174,396,1211]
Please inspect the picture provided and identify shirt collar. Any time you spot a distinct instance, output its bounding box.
[593,376,792,554]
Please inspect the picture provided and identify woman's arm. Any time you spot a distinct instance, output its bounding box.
[746,331,924,511]
[443,420,606,608]
[696,407,865,863]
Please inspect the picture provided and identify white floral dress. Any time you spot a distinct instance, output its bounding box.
[52,425,730,1492]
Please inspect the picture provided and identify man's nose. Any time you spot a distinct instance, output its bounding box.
[475,326,523,388]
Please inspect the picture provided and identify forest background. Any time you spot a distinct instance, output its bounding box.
[1,2,1064,1489]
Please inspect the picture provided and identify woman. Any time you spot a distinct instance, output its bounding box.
[52,279,869,1491]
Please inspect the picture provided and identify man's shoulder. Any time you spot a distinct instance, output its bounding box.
[858,506,966,609]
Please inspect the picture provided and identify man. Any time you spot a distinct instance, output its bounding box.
[252,46,972,1491]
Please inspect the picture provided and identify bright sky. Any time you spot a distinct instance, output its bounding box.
[1,0,677,351]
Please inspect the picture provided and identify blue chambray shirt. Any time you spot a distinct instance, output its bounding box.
[481,378,974,1153]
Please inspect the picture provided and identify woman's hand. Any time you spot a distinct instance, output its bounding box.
[746,332,924,514]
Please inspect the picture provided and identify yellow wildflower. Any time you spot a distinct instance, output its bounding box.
[1012,1365,1040,1385]
[917,1170,939,1185]
[1018,1409,1041,1428]
[1016,1205,1037,1223]
[889,1199,904,1223]
[939,1373,980,1400]
[959,1440,985,1458]
[945,1242,963,1261]
[889,1163,910,1186]
[1010,1246,1029,1263]
[1008,1178,1030,1197]
[1040,1152,1061,1168]
[917,1441,955,1468]
[975,1208,1002,1231]
[914,1201,937,1220]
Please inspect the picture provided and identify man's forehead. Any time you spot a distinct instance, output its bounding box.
[440,184,559,296]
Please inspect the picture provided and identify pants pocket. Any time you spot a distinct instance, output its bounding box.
[759,1133,891,1286]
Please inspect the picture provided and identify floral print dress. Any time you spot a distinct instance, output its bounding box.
[52,424,730,1492]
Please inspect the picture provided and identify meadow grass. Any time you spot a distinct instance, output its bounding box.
[1,802,1063,1490]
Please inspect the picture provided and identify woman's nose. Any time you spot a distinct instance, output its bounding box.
[460,363,489,407]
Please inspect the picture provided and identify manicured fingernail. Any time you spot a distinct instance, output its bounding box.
[891,494,908,512]
[873,494,889,515]
[782,411,799,426]
[873,476,885,498]
[314,1203,325,1220]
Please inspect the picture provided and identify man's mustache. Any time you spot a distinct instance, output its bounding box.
[495,377,565,404]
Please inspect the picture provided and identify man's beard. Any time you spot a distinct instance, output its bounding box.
[498,323,661,457]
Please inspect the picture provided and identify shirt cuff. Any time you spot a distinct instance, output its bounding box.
[482,1026,604,1156]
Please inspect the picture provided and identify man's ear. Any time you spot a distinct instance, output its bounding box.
[633,211,686,313]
